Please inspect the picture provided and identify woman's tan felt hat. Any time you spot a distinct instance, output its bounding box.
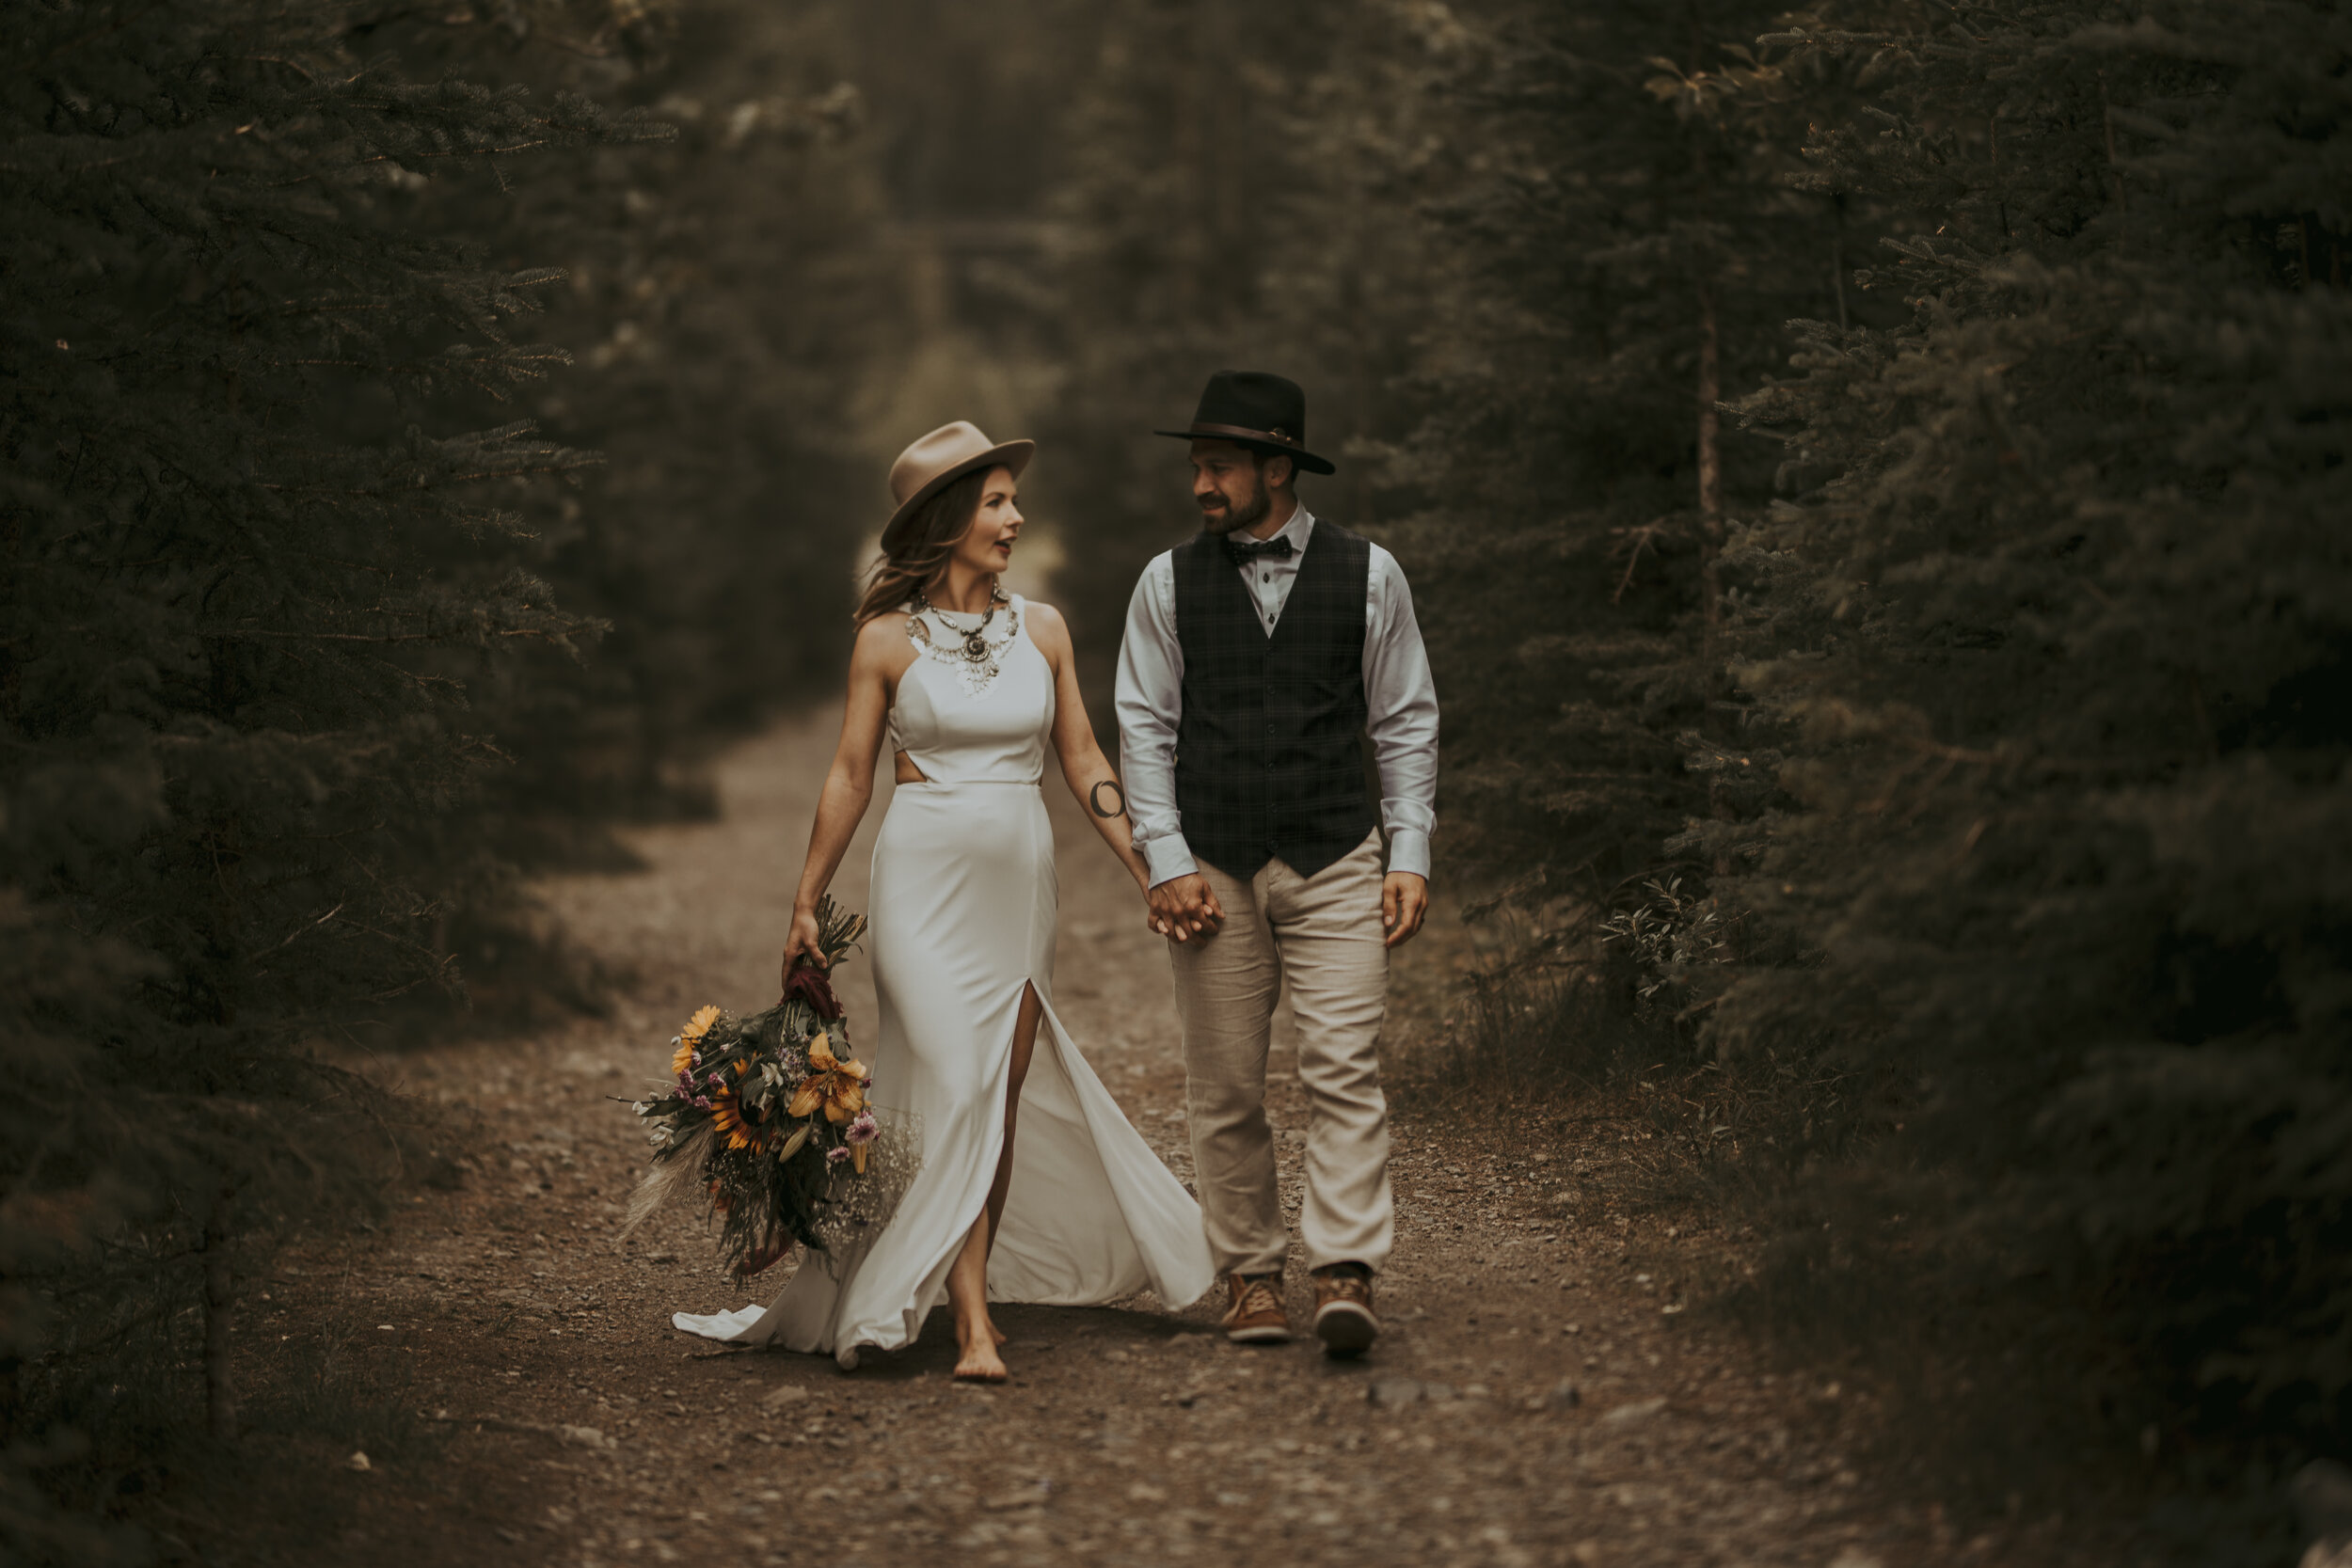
[882,421,1034,551]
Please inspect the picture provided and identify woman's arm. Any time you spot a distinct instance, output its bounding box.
[1028,604,1159,904]
[780,618,906,981]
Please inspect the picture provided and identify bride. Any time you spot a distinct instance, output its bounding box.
[672,421,1215,1380]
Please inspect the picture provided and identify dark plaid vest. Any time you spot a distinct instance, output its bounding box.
[1172,520,1376,880]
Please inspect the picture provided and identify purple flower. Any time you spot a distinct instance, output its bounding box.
[845,1110,880,1147]
[825,1147,851,1164]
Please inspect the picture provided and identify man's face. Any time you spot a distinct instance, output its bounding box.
[1189,440,1275,536]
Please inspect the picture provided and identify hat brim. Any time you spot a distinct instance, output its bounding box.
[1152,428,1336,476]
[880,439,1035,551]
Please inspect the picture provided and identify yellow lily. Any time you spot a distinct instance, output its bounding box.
[787,1032,868,1124]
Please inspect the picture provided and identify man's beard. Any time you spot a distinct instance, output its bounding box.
[1200,479,1270,536]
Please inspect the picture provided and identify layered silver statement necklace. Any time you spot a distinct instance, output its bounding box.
[907,583,1019,698]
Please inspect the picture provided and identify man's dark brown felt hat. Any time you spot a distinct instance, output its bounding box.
[1153,370,1337,475]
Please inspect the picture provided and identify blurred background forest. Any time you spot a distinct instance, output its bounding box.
[4,0,2347,1558]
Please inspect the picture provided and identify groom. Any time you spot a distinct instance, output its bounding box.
[1116,370,1439,1356]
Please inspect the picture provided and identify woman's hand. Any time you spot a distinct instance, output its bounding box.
[780,906,827,989]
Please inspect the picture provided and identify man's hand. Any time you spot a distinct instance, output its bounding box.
[1147,874,1225,942]
[1381,872,1429,948]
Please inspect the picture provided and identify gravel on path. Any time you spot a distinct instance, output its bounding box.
[262,706,2090,1568]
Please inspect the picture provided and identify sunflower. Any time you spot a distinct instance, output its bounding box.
[787,1032,868,1125]
[709,1091,765,1152]
[672,1004,723,1076]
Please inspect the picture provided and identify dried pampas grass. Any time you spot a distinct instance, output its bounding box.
[619,1120,712,1240]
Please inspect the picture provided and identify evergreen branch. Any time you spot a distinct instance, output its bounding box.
[206,626,580,644]
[250,903,346,959]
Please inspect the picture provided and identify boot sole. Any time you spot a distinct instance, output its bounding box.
[1225,1323,1293,1344]
[1313,1302,1378,1356]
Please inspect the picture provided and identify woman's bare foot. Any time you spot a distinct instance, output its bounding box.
[991,1318,1009,1347]
[954,1332,1009,1383]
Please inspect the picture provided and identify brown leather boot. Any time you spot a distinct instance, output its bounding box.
[1219,1273,1291,1344]
[1311,1263,1378,1356]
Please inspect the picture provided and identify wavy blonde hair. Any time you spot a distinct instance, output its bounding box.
[853,466,994,626]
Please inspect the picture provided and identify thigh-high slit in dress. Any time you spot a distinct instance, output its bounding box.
[671,597,1214,1365]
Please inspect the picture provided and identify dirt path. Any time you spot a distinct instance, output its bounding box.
[258,707,2077,1568]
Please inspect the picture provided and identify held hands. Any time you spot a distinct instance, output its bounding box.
[1382,871,1430,948]
[1145,874,1224,942]
[1142,871,1423,944]
[779,905,827,989]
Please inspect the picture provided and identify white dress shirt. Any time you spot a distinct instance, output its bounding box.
[1115,502,1440,888]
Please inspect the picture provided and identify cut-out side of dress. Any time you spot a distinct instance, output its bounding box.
[670,598,1214,1364]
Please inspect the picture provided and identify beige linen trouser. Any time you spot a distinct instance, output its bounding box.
[1170,828,1394,1277]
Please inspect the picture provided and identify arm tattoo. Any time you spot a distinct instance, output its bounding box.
[1089,780,1127,819]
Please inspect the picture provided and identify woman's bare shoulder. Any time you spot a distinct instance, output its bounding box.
[850,612,915,671]
[1022,598,1070,641]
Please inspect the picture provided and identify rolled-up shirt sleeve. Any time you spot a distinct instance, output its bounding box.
[1114,553,1197,887]
[1364,546,1439,879]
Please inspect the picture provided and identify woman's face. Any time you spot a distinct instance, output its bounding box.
[949,466,1023,577]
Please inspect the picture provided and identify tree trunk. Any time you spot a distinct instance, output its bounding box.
[202,1189,237,1443]
[1696,274,1724,642]
[1698,274,1733,879]
[1831,191,1850,330]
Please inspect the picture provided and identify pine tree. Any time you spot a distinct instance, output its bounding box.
[358,0,898,877]
[1027,0,1857,1069]
[1029,0,1450,722]
[0,2,660,1544]
[1392,0,1851,910]
[1715,0,2352,1456]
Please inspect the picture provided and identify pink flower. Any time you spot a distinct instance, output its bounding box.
[845,1111,880,1147]
[825,1147,851,1164]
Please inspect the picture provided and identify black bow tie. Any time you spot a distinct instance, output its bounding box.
[1224,534,1295,566]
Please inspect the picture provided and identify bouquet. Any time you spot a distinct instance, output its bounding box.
[620,896,916,1278]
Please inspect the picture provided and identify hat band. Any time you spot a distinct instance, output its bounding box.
[1182,421,1304,449]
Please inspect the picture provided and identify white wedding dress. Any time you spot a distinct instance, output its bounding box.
[672,596,1214,1365]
